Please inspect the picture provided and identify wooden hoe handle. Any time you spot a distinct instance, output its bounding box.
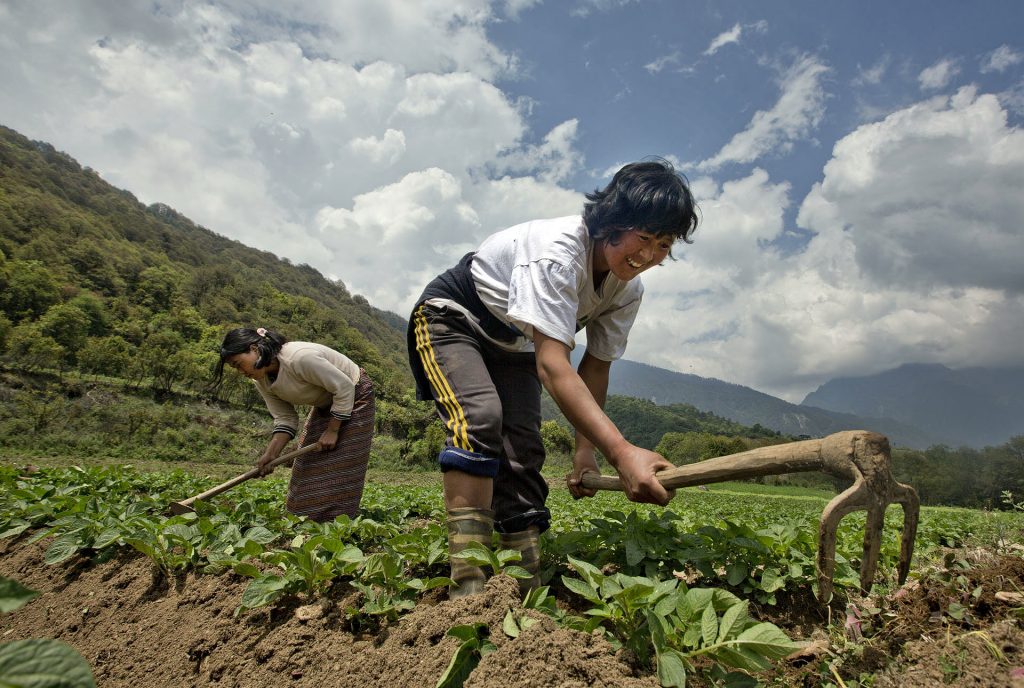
[169,443,321,514]
[574,431,921,604]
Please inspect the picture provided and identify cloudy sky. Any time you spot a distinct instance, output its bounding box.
[2,0,1023,402]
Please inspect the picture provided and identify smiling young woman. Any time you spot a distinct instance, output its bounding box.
[406,159,699,598]
[592,229,674,284]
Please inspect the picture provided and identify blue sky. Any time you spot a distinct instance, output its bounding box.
[1,0,1022,401]
[492,1,1024,240]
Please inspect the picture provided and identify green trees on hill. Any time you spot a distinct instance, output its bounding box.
[602,396,782,450]
[655,432,749,465]
[0,257,61,321]
[0,125,409,405]
[891,440,1024,509]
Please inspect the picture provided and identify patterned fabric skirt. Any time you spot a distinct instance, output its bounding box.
[287,369,375,522]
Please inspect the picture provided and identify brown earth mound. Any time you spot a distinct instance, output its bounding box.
[868,551,1024,687]
[0,539,656,688]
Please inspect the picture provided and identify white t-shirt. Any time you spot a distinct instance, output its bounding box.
[469,216,642,361]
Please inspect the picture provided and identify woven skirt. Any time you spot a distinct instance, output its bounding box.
[287,369,375,522]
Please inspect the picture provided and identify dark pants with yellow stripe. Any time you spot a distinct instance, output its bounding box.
[411,302,550,534]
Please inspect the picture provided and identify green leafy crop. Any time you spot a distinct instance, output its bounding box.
[559,556,802,687]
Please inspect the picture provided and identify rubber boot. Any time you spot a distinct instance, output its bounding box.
[499,526,541,596]
[446,507,494,599]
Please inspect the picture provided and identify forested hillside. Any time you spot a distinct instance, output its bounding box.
[0,125,410,401]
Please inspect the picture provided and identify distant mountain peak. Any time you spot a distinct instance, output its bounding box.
[803,363,1024,447]
[592,356,942,449]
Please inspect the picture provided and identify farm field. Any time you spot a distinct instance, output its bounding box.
[2,457,1024,687]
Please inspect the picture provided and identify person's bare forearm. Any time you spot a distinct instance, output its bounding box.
[257,431,293,475]
[548,371,624,461]
[562,352,610,498]
[265,432,291,458]
[535,332,674,506]
[536,344,628,466]
[573,352,610,458]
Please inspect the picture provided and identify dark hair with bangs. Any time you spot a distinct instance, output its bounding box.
[583,159,699,247]
[211,327,287,388]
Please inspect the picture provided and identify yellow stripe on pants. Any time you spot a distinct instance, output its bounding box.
[413,306,472,451]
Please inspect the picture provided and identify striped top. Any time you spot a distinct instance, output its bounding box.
[253,342,361,438]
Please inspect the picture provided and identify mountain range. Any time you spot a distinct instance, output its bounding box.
[585,356,941,449]
[587,355,1022,450]
[802,363,1024,448]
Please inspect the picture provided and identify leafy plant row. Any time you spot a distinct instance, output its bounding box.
[3,463,1019,686]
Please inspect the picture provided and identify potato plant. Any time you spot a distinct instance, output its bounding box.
[558,556,802,686]
[237,535,365,612]
[2,464,1021,687]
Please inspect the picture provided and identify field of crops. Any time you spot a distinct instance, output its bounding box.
[2,462,1024,687]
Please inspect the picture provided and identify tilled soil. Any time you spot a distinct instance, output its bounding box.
[4,536,1024,687]
[0,539,656,688]
[868,551,1024,688]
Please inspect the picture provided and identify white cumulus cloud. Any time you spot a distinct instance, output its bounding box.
[918,57,960,90]
[697,54,829,171]
[785,86,1024,392]
[493,119,584,184]
[981,45,1023,73]
[799,87,1024,294]
[348,129,407,166]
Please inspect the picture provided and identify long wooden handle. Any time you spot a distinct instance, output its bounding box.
[578,472,628,492]
[578,437,830,492]
[577,468,743,492]
[177,443,321,508]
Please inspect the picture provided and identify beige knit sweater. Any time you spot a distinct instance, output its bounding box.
[252,342,361,438]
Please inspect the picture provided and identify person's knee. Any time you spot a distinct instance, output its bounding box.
[475,395,504,441]
[439,447,500,478]
[451,396,503,460]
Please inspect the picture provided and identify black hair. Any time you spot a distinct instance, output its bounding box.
[582,159,699,248]
[211,327,287,387]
